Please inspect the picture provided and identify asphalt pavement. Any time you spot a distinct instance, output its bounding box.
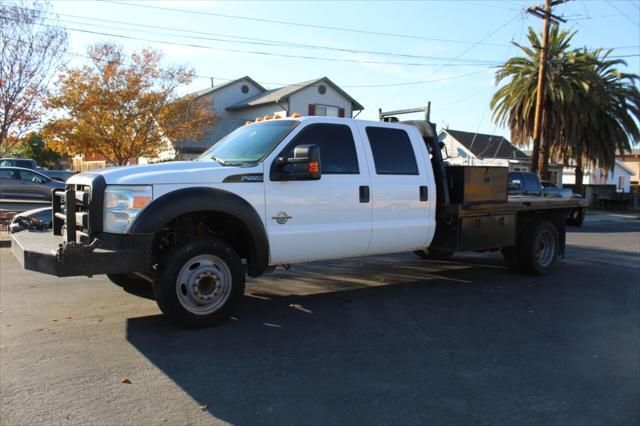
[0,215,638,426]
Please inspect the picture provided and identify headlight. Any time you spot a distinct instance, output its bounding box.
[103,185,152,233]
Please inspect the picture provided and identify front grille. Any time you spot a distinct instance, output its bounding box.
[52,174,106,242]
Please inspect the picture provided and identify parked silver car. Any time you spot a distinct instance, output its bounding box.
[0,167,65,200]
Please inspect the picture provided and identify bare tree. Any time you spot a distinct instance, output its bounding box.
[0,1,67,155]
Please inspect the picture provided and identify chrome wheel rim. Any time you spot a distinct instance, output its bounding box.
[176,254,232,315]
[536,229,556,268]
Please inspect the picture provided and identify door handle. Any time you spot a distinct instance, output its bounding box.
[359,186,370,203]
[419,186,428,201]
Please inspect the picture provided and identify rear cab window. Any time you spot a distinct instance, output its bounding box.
[365,127,418,175]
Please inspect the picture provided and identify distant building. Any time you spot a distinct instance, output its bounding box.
[439,129,563,186]
[562,160,635,193]
[175,76,364,159]
[616,148,640,186]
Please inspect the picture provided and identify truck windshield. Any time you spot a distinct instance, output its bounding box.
[198,120,298,165]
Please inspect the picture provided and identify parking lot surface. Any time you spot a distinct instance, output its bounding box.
[1,216,639,426]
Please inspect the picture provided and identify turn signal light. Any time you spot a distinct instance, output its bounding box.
[132,195,152,209]
[255,116,263,122]
[245,120,252,125]
[263,115,272,121]
[290,112,301,118]
[308,161,319,174]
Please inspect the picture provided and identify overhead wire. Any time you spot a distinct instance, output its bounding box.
[0,16,504,68]
[379,12,524,107]
[12,7,505,64]
[101,0,511,47]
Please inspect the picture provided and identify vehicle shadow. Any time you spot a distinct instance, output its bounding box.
[573,219,640,233]
[126,247,639,425]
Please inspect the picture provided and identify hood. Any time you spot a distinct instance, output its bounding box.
[70,161,255,185]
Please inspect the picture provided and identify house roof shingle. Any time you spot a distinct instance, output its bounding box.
[189,76,267,99]
[444,129,529,160]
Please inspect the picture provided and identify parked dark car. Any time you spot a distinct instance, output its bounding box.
[0,167,65,200]
[507,171,543,196]
[0,158,39,169]
[540,180,574,198]
[42,170,76,182]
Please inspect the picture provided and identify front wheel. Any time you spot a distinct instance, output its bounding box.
[153,239,245,328]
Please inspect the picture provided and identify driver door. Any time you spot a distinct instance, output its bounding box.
[264,121,372,264]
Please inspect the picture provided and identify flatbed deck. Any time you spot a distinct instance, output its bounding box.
[445,196,587,217]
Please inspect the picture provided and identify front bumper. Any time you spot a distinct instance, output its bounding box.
[11,231,153,277]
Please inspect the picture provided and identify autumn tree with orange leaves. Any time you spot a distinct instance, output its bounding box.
[44,43,216,165]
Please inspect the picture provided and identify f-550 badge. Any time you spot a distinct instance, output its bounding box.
[272,212,292,225]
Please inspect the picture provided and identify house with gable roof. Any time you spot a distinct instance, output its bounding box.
[175,76,364,159]
[439,128,564,186]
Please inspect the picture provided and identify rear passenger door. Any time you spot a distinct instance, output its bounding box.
[264,121,372,264]
[360,125,436,254]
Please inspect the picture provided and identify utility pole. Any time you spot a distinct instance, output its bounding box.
[527,0,567,177]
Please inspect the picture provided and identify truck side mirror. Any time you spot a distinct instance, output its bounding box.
[273,144,321,181]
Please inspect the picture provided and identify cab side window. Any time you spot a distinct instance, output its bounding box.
[281,124,359,174]
[366,127,418,175]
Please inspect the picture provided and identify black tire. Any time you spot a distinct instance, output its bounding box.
[518,220,559,276]
[501,246,520,272]
[414,247,454,261]
[106,273,150,289]
[567,208,585,227]
[153,239,245,328]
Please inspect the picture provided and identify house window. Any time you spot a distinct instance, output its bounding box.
[617,176,625,192]
[309,104,345,117]
[241,84,249,94]
[315,104,340,117]
[318,84,327,95]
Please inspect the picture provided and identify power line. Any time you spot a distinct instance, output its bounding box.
[380,12,524,107]
[102,0,510,47]
[28,11,500,65]
[1,17,503,68]
[51,44,494,89]
[605,0,640,26]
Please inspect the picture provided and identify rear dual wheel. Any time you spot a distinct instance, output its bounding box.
[414,247,454,261]
[502,220,559,276]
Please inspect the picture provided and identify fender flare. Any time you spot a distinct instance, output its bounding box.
[129,187,269,277]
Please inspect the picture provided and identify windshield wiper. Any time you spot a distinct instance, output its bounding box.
[210,156,229,165]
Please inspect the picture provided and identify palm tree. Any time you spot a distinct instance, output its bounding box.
[551,49,640,194]
[491,26,584,178]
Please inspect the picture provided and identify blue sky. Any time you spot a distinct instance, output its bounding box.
[50,0,640,138]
